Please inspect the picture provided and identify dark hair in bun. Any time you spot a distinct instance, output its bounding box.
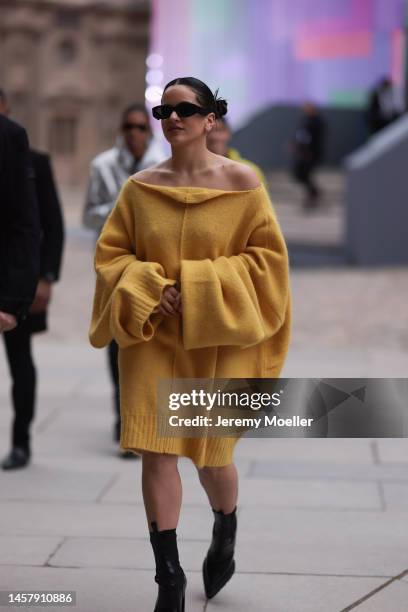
[213,87,228,118]
[163,76,228,119]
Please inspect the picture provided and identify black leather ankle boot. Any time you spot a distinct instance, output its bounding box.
[202,506,237,599]
[149,521,186,612]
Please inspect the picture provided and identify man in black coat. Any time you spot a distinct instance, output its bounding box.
[0,113,39,327]
[1,90,64,470]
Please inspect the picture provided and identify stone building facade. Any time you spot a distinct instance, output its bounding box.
[0,0,150,184]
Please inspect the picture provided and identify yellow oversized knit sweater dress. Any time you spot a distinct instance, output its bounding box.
[89,178,291,467]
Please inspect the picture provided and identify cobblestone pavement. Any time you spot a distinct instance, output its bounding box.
[0,186,408,611]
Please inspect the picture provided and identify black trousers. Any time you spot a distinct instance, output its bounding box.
[107,340,120,423]
[3,323,36,451]
[293,159,319,200]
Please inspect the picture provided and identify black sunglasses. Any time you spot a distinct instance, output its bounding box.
[152,101,211,120]
[122,122,149,132]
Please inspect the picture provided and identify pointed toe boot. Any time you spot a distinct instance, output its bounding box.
[203,506,237,599]
[149,522,186,612]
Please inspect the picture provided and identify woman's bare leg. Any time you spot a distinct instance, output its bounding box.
[197,463,238,513]
[141,451,182,530]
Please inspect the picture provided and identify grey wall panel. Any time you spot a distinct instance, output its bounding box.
[231,105,367,169]
[345,115,408,265]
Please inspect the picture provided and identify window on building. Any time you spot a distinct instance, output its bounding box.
[58,39,77,64]
[55,10,81,28]
[49,117,77,155]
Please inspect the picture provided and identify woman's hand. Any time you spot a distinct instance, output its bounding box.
[158,284,182,317]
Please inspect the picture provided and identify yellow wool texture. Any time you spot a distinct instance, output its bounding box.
[89,178,291,467]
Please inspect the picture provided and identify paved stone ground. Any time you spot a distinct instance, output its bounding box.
[1,185,408,611]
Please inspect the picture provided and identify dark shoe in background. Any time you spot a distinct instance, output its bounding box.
[119,449,140,460]
[1,447,31,470]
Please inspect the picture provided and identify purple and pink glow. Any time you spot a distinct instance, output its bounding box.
[149,0,406,126]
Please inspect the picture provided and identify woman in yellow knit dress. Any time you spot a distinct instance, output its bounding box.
[89,77,291,612]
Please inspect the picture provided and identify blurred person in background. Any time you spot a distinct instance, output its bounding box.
[0,90,39,325]
[83,103,166,451]
[1,88,65,471]
[367,76,401,135]
[206,116,266,184]
[291,102,325,211]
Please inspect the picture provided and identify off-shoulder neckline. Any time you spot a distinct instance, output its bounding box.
[129,177,264,194]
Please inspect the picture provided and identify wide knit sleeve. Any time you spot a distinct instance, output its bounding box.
[89,180,175,349]
[180,186,290,350]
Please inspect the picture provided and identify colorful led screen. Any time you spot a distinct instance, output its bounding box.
[149,0,406,126]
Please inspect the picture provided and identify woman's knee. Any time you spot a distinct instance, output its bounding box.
[142,451,178,474]
[197,465,227,482]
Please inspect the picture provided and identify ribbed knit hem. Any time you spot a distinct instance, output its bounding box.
[127,270,169,341]
[110,263,176,347]
[120,412,239,468]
